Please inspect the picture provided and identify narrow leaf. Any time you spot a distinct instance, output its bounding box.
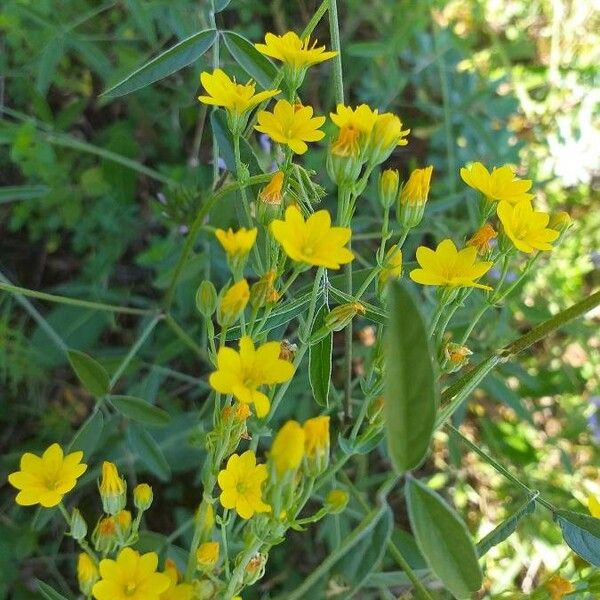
[222,31,278,88]
[406,478,483,599]
[111,395,170,426]
[102,29,217,98]
[68,409,104,459]
[309,305,332,407]
[68,350,110,396]
[384,282,438,474]
[556,509,600,567]
[36,581,70,600]
[127,423,171,481]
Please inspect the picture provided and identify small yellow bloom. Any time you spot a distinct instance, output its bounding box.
[379,245,403,288]
[460,162,534,204]
[330,104,379,134]
[115,509,132,537]
[260,171,284,205]
[255,100,325,154]
[198,69,279,115]
[270,205,353,269]
[588,495,600,518]
[545,575,575,600]
[303,415,330,475]
[400,166,433,205]
[331,125,361,157]
[368,113,410,163]
[467,224,497,254]
[219,279,250,322]
[326,489,349,513]
[255,31,337,69]
[98,461,126,515]
[92,547,170,600]
[497,200,559,253]
[196,541,220,569]
[217,450,271,519]
[215,227,257,259]
[209,336,294,417]
[378,169,400,209]
[270,420,306,474]
[410,239,493,290]
[160,560,194,600]
[133,483,153,511]
[77,553,99,596]
[8,443,87,508]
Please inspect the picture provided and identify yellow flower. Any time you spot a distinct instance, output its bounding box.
[378,169,400,209]
[8,443,87,508]
[460,162,534,204]
[330,104,379,134]
[303,415,330,475]
[260,171,284,205]
[379,245,403,288]
[270,420,306,474]
[217,450,271,519]
[467,224,497,254]
[209,336,294,417]
[255,100,325,154]
[368,113,410,163]
[588,495,600,518]
[160,560,194,600]
[115,509,132,538]
[98,461,126,515]
[215,227,257,259]
[326,489,349,513]
[78,553,99,596]
[410,239,493,290]
[270,205,353,269]
[219,279,250,323]
[400,166,433,205]
[133,483,153,511]
[196,541,220,569]
[92,547,170,600]
[198,69,279,115]
[497,200,559,253]
[255,31,337,69]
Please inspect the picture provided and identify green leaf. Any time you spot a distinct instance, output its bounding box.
[214,0,232,11]
[68,409,104,459]
[67,350,110,396]
[477,492,538,557]
[0,185,49,204]
[127,423,171,481]
[111,395,170,426]
[384,282,438,474]
[309,305,332,407]
[36,581,70,600]
[222,31,278,88]
[405,478,483,599]
[556,509,600,567]
[102,29,217,98]
[37,37,65,96]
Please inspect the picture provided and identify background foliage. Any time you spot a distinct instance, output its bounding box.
[1,0,598,598]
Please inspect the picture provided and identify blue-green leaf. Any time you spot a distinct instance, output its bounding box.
[222,31,278,88]
[102,29,217,98]
[36,581,70,600]
[127,423,171,481]
[68,409,104,459]
[309,305,332,407]
[384,282,438,474]
[68,350,110,396]
[111,395,170,426]
[556,509,600,567]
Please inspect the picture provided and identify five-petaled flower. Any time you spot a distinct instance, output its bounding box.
[255,100,325,154]
[217,450,271,519]
[8,443,87,508]
[215,227,257,259]
[209,336,294,417]
[92,547,169,600]
[270,205,353,269]
[460,162,534,204]
[410,239,493,290]
[255,32,337,69]
[497,200,559,253]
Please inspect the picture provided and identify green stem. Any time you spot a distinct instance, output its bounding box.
[328,0,344,105]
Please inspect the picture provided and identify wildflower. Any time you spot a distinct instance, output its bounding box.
[196,541,220,569]
[398,166,433,229]
[218,279,250,326]
[325,489,349,513]
[133,483,153,512]
[217,450,271,519]
[160,560,194,600]
[497,200,559,254]
[545,575,574,600]
[209,336,294,417]
[198,69,279,116]
[92,547,170,600]
[260,171,284,205]
[250,271,280,309]
[270,205,353,269]
[330,103,379,134]
[8,443,87,508]
[215,227,257,259]
[303,416,330,476]
[367,113,410,164]
[98,461,126,515]
[378,245,403,289]
[588,495,600,518]
[255,100,325,155]
[410,239,493,290]
[378,169,400,209]
[467,224,497,254]
[77,553,99,596]
[460,162,534,204]
[270,421,306,475]
[255,32,337,69]
[325,302,366,332]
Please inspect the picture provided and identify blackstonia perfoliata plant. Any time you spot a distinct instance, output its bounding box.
[6,6,600,600]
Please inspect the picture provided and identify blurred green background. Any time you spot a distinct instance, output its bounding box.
[1,0,598,598]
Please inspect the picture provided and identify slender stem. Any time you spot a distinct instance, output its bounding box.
[387,543,435,600]
[328,0,344,105]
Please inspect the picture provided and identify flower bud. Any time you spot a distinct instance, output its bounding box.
[242,552,268,585]
[133,483,153,512]
[196,541,219,570]
[270,421,306,475]
[367,113,410,165]
[217,279,250,326]
[325,302,366,332]
[196,280,218,318]
[258,171,285,224]
[397,166,432,229]
[303,416,330,477]
[250,271,280,309]
[92,515,118,553]
[77,553,99,596]
[378,169,399,209]
[70,508,88,541]
[326,150,362,186]
[444,343,472,372]
[467,223,497,255]
[115,509,132,540]
[98,461,126,515]
[325,489,349,513]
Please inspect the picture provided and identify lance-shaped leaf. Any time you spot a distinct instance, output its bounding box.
[556,509,600,567]
[309,304,332,407]
[68,350,109,396]
[111,395,170,426]
[384,281,438,474]
[222,31,278,88]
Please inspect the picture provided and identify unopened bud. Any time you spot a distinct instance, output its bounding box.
[326,150,362,186]
[70,508,87,541]
[196,280,218,318]
[92,516,118,553]
[378,169,400,209]
[133,483,153,512]
[197,541,220,570]
[242,552,268,585]
[77,553,98,596]
[325,302,366,332]
[98,462,126,516]
[397,166,433,229]
[325,489,349,513]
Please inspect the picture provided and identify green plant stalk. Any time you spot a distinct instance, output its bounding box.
[57,503,100,565]
[328,0,344,106]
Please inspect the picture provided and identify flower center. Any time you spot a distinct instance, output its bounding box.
[236,480,249,495]
[124,582,137,596]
